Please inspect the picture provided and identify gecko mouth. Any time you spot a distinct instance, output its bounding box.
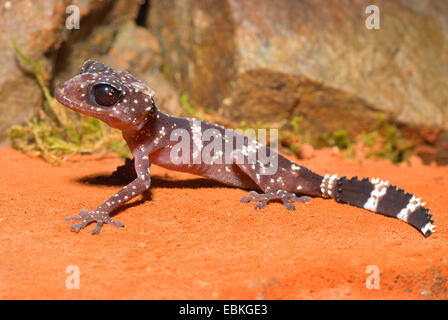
[54,83,106,117]
[54,83,75,108]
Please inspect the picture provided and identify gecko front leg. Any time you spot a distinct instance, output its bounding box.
[65,151,151,234]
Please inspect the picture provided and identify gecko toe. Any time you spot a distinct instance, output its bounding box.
[70,223,85,232]
[65,209,121,234]
[91,222,103,234]
[285,203,297,210]
[241,190,309,211]
[79,209,90,217]
[295,196,310,203]
[64,216,83,222]
[254,201,267,210]
[240,191,259,203]
[108,219,125,228]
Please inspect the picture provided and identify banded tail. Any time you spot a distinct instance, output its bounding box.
[320,174,435,238]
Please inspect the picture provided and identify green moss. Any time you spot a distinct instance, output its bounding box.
[319,129,351,149]
[9,38,129,164]
[290,115,303,136]
[180,92,205,120]
[361,115,414,163]
[318,129,356,159]
[318,115,414,163]
[235,113,413,163]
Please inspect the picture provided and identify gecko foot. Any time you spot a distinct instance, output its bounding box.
[65,209,124,234]
[240,190,310,211]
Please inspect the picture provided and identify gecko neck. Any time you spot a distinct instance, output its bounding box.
[121,108,170,149]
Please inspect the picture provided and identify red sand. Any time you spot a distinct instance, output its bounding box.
[0,146,447,299]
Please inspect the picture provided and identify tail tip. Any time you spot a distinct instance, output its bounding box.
[422,222,436,238]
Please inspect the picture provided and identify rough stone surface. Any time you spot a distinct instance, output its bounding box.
[0,0,67,143]
[149,0,448,159]
[0,0,143,143]
[53,0,142,87]
[149,0,237,113]
[99,21,182,116]
[2,0,447,163]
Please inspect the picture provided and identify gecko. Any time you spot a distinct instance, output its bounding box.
[54,60,436,237]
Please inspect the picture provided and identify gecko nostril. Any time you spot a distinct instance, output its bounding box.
[92,84,121,107]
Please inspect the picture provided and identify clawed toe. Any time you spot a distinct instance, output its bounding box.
[90,222,103,234]
[254,201,268,210]
[241,190,309,211]
[65,209,123,234]
[240,196,252,203]
[70,223,87,232]
[283,202,297,210]
[64,216,84,222]
[108,220,125,228]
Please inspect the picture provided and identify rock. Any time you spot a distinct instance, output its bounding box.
[0,0,142,144]
[53,0,142,86]
[299,143,316,160]
[149,0,448,162]
[101,21,161,74]
[0,0,67,143]
[51,2,183,116]
[100,21,182,116]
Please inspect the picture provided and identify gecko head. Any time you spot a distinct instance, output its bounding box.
[55,60,156,131]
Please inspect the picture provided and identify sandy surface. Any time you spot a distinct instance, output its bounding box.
[0,146,447,299]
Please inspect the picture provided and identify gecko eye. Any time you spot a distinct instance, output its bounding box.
[92,84,121,107]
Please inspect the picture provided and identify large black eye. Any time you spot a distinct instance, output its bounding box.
[92,84,120,107]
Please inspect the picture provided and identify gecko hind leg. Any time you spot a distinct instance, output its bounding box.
[65,209,125,234]
[240,190,310,211]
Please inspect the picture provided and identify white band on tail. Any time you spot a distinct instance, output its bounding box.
[396,195,435,235]
[363,178,388,212]
[320,173,338,198]
[397,195,424,222]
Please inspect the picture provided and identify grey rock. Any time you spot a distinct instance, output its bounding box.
[149,0,448,161]
[0,0,142,144]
